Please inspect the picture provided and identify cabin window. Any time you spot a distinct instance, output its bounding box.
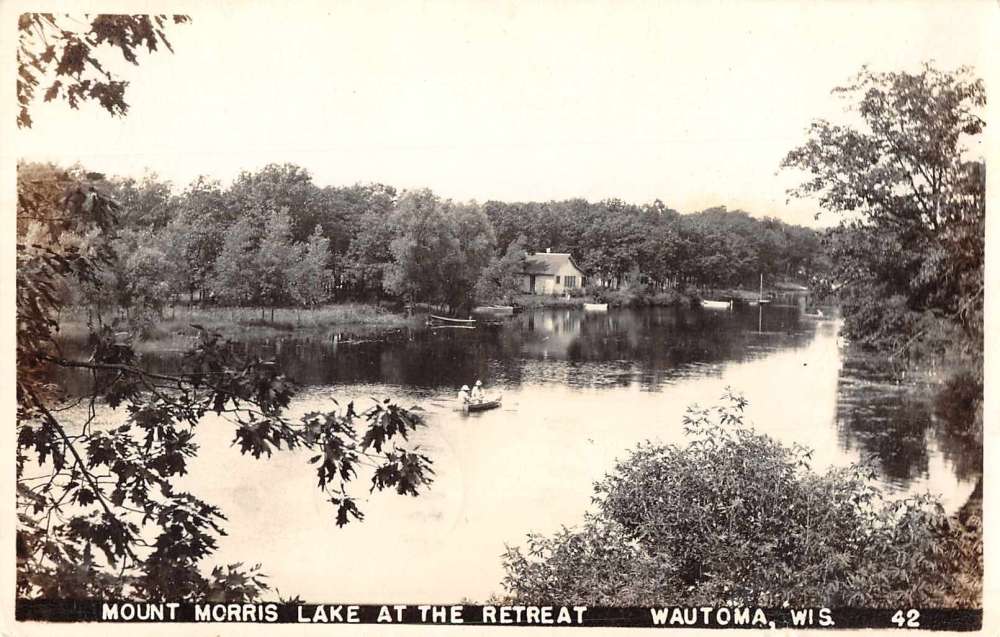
[564,275,577,288]
[556,276,561,284]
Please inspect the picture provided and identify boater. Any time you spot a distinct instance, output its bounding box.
[458,384,472,406]
[471,379,485,403]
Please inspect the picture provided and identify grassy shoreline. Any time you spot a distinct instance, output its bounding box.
[61,303,419,342]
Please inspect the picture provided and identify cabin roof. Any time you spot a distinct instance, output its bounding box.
[520,252,585,275]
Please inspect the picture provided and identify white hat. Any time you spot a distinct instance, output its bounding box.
[475,380,482,386]
[461,385,470,391]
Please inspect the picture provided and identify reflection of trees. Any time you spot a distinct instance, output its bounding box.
[57,307,816,393]
[932,373,983,482]
[837,359,982,483]
[933,420,982,483]
[835,357,983,488]
[55,308,979,495]
[835,383,931,486]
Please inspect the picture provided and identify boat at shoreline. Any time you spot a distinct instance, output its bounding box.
[429,314,476,323]
[700,299,733,310]
[428,314,477,329]
[583,302,609,312]
[473,305,514,316]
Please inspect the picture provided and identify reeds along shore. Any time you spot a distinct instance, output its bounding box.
[59,303,419,342]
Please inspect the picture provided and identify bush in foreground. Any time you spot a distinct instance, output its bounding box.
[501,391,981,607]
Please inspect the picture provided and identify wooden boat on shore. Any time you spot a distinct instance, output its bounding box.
[802,309,825,318]
[473,305,514,316]
[428,314,477,329]
[700,299,733,310]
[583,302,609,312]
[429,314,476,324]
[465,394,503,412]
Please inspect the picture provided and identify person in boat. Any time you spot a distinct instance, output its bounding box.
[471,379,485,403]
[458,385,471,405]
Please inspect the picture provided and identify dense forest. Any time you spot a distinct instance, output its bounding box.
[17,161,827,321]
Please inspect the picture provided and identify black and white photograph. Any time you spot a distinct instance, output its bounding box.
[4,0,994,632]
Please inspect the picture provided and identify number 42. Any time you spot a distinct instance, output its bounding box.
[891,609,920,628]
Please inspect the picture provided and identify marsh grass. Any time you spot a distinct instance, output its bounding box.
[61,303,418,345]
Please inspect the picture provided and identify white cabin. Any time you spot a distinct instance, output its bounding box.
[519,251,586,295]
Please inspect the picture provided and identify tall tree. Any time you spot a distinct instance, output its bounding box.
[229,164,323,242]
[782,64,985,363]
[169,176,235,303]
[211,217,262,307]
[385,191,495,312]
[111,173,178,231]
[343,208,398,300]
[475,236,528,304]
[320,183,397,266]
[290,225,333,308]
[256,208,299,318]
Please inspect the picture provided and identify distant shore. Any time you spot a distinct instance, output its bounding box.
[58,284,818,342]
[511,288,694,309]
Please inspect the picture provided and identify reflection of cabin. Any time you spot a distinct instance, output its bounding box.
[520,250,586,295]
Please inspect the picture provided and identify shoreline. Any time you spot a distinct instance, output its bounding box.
[59,303,421,343]
[511,289,694,309]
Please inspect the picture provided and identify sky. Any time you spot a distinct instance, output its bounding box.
[8,0,997,228]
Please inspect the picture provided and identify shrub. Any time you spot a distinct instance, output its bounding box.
[501,390,981,607]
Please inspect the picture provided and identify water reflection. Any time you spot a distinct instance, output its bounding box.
[54,306,979,498]
[49,306,981,601]
[835,359,933,486]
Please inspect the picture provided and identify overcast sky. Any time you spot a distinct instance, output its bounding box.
[11,0,995,228]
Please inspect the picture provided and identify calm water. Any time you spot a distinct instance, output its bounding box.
[58,306,979,602]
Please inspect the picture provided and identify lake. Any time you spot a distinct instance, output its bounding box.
[58,305,981,603]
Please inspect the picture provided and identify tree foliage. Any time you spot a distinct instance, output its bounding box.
[385,190,496,312]
[782,64,985,368]
[291,225,334,307]
[501,392,981,608]
[17,172,435,601]
[475,236,528,304]
[17,13,190,128]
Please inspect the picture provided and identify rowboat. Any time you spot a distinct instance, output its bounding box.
[583,303,609,312]
[802,309,825,318]
[428,314,476,324]
[473,305,514,316]
[700,299,733,310]
[465,394,503,413]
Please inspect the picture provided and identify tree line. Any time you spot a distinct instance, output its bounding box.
[18,161,827,321]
